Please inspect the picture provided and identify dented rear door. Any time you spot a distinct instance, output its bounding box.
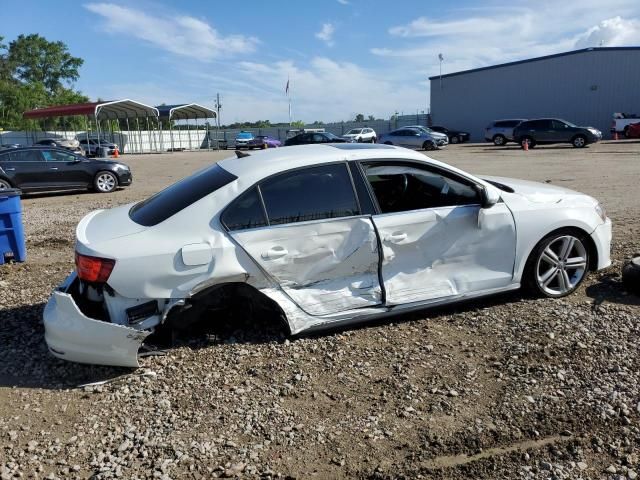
[224,163,383,316]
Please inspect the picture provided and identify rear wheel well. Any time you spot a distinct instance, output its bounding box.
[0,177,13,188]
[164,282,290,334]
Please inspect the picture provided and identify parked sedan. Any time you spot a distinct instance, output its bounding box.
[513,118,602,148]
[378,128,441,150]
[247,135,282,149]
[429,126,470,144]
[0,146,132,193]
[403,125,449,147]
[284,131,351,146]
[43,143,611,367]
[79,138,118,157]
[34,138,84,155]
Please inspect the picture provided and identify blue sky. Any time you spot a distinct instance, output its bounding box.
[3,0,640,123]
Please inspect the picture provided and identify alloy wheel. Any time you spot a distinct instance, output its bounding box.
[573,136,586,147]
[535,235,587,296]
[97,173,117,192]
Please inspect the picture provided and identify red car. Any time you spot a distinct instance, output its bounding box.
[625,122,640,138]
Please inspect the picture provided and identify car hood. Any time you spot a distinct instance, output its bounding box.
[482,176,597,205]
[76,204,146,250]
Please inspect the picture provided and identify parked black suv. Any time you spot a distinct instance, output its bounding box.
[513,118,602,149]
[0,146,132,193]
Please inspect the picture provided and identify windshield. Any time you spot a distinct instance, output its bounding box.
[237,132,253,139]
[129,164,237,226]
[346,129,363,135]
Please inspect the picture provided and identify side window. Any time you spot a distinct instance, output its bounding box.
[363,162,480,214]
[42,150,76,162]
[552,120,567,129]
[222,187,267,231]
[312,133,325,142]
[260,163,358,225]
[8,150,44,162]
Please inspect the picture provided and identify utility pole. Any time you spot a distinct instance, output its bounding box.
[438,53,444,89]
[215,93,222,150]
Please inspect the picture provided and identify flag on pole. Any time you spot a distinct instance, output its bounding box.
[285,77,290,95]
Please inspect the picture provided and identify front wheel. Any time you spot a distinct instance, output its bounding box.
[0,179,12,189]
[423,141,437,151]
[525,230,589,298]
[572,135,587,148]
[493,134,506,146]
[94,171,118,193]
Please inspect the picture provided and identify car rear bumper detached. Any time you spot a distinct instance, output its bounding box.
[43,273,150,368]
[591,218,612,270]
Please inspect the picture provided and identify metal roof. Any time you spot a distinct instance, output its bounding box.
[429,46,640,80]
[23,99,159,120]
[156,103,216,120]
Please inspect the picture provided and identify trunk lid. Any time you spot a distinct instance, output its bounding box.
[76,203,146,247]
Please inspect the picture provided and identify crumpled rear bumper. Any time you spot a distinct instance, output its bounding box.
[43,273,150,368]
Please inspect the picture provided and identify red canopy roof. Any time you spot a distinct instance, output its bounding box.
[23,99,159,120]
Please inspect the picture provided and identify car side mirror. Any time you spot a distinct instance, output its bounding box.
[478,184,500,209]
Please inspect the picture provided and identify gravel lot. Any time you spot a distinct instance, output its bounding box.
[1,140,639,479]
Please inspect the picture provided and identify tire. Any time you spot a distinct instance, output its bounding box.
[383,141,393,145]
[0,179,12,190]
[520,137,536,149]
[423,141,436,151]
[371,137,377,143]
[524,229,590,298]
[357,137,363,143]
[572,135,587,148]
[622,257,640,295]
[450,136,459,144]
[623,126,630,138]
[94,171,118,193]
[493,134,506,146]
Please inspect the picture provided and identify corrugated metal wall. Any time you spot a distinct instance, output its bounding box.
[430,49,640,142]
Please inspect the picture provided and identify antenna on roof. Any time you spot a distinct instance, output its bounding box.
[235,150,250,158]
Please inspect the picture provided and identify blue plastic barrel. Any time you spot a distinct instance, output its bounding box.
[0,188,26,264]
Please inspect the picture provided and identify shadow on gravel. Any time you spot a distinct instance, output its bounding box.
[585,273,640,307]
[0,302,130,390]
[23,188,126,200]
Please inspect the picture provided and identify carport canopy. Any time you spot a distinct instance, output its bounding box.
[156,103,216,120]
[23,99,159,120]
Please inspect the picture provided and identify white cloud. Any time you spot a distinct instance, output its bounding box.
[315,23,336,47]
[84,3,258,60]
[574,16,640,48]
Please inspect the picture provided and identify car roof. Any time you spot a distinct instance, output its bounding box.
[219,144,450,185]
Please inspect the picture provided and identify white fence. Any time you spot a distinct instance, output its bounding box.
[0,114,431,153]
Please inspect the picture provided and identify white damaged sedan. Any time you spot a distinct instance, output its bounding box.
[43,144,612,367]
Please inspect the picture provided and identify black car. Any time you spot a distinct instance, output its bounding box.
[513,118,602,149]
[429,126,470,144]
[0,147,132,193]
[284,131,352,146]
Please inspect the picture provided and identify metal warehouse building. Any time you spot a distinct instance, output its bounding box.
[429,47,640,142]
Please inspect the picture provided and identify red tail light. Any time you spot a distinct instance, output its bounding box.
[75,252,115,283]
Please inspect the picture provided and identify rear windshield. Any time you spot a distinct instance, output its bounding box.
[129,164,237,226]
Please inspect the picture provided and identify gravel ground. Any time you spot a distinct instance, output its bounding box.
[1,140,639,479]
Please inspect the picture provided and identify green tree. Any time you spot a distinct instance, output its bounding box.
[7,34,83,93]
[354,113,365,122]
[367,115,375,121]
[291,120,305,128]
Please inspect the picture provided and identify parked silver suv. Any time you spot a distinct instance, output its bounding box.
[484,119,527,146]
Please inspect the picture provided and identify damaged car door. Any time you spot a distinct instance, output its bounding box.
[360,161,516,305]
[223,163,383,316]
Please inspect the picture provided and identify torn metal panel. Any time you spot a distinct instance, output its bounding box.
[372,203,517,305]
[231,217,382,316]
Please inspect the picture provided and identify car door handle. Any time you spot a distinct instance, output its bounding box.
[49,167,59,170]
[387,232,407,243]
[262,246,288,260]
[5,168,15,171]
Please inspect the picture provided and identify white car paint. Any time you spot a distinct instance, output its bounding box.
[43,144,612,367]
[343,128,377,143]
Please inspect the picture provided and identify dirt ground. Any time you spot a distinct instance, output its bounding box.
[0,140,639,479]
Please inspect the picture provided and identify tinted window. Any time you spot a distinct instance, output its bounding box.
[9,150,44,162]
[525,120,552,129]
[363,162,480,214]
[222,187,267,231]
[348,162,377,215]
[551,120,568,129]
[41,150,77,162]
[130,164,237,226]
[312,133,325,142]
[260,163,358,225]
